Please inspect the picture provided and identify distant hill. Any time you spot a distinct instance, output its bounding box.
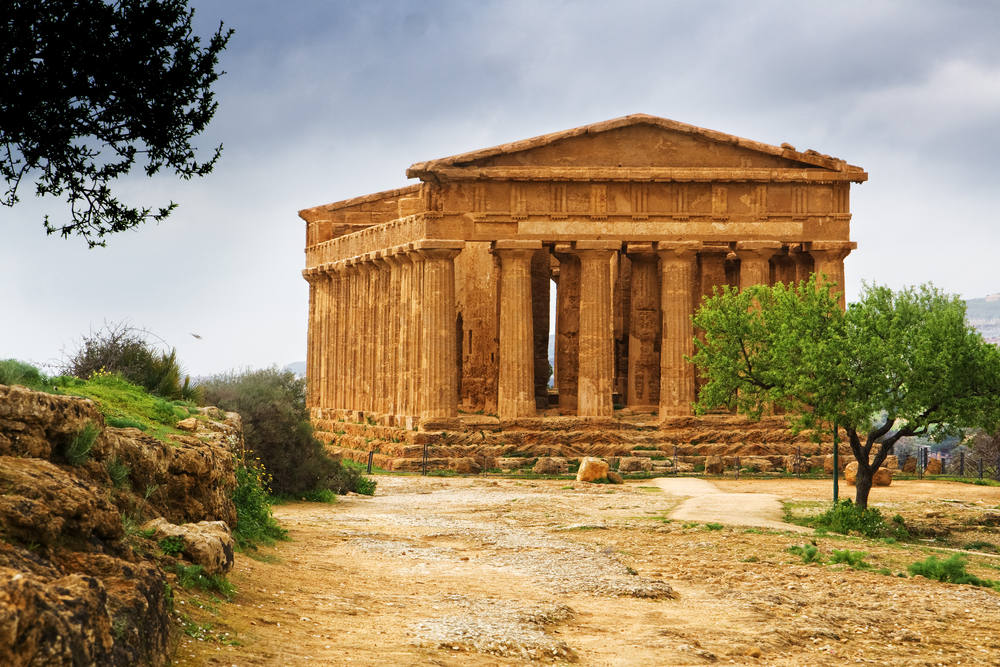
[966,294,1000,344]
[284,361,306,378]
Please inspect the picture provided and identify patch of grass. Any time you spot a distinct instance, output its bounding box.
[105,457,131,489]
[158,536,185,556]
[704,522,724,531]
[171,563,236,600]
[63,422,99,465]
[56,373,185,442]
[787,543,824,564]
[560,485,574,490]
[741,556,760,563]
[963,540,998,553]
[908,554,998,588]
[0,359,54,391]
[809,500,907,539]
[636,486,661,493]
[830,548,869,569]
[105,415,146,430]
[232,459,288,551]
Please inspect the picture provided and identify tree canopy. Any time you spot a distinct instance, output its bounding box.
[1,0,232,246]
[691,278,1000,507]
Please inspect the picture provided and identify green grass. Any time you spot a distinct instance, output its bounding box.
[704,522,724,531]
[787,543,824,564]
[105,457,131,488]
[963,540,998,553]
[159,536,185,556]
[830,548,870,569]
[232,460,288,551]
[0,359,55,391]
[63,422,98,465]
[171,563,236,600]
[908,554,999,589]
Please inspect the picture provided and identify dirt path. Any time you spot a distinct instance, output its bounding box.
[654,477,811,532]
[175,477,1000,666]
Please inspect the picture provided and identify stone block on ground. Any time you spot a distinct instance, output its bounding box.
[741,456,773,473]
[874,467,893,486]
[532,457,568,475]
[704,456,724,475]
[576,457,609,483]
[497,457,533,471]
[450,457,482,474]
[926,458,942,475]
[618,456,653,473]
[142,518,235,575]
[606,471,623,484]
[902,457,916,473]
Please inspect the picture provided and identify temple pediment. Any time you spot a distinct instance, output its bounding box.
[407,114,866,180]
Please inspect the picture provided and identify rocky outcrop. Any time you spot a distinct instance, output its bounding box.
[141,519,235,576]
[532,457,568,475]
[0,383,241,666]
[618,456,652,473]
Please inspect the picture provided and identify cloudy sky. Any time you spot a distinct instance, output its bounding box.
[3,0,999,376]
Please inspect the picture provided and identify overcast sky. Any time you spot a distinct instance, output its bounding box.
[3,0,999,377]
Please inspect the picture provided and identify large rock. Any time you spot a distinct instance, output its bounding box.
[902,457,917,473]
[142,518,235,575]
[823,454,849,474]
[497,457,533,471]
[532,457,568,475]
[576,457,609,483]
[926,458,942,475]
[0,384,109,460]
[741,456,773,473]
[844,461,893,487]
[883,455,899,471]
[618,456,653,473]
[704,456,724,475]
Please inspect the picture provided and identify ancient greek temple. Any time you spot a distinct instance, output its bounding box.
[299,115,866,471]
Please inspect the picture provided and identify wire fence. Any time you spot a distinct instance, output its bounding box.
[898,448,1000,481]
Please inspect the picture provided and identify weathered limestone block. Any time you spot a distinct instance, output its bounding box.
[497,457,533,471]
[175,417,199,431]
[741,456,773,473]
[844,461,893,487]
[823,454,850,474]
[0,384,108,460]
[576,457,610,482]
[449,457,482,474]
[926,458,942,475]
[902,457,917,473]
[606,471,624,484]
[883,455,899,471]
[532,457,568,475]
[141,518,235,576]
[618,456,653,473]
[704,456,724,475]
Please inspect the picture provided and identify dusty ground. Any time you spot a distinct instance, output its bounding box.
[174,476,1000,666]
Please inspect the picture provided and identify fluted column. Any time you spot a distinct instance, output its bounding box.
[304,270,319,409]
[809,241,856,310]
[657,241,700,417]
[552,245,580,414]
[790,244,814,285]
[371,252,388,417]
[345,258,361,411]
[495,240,540,419]
[322,265,337,411]
[318,265,334,411]
[385,252,403,420]
[625,243,660,410]
[416,241,463,422]
[408,250,425,420]
[576,241,619,417]
[735,241,781,289]
[396,250,414,421]
[331,263,347,410]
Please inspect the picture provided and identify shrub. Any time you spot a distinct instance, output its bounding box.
[908,554,997,588]
[830,549,869,569]
[199,367,375,497]
[787,543,824,564]
[63,321,198,401]
[171,563,236,600]
[0,359,52,391]
[158,536,184,556]
[231,457,287,550]
[811,499,905,539]
[63,422,98,465]
[105,457,131,489]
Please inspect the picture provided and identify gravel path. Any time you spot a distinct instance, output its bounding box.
[655,477,812,532]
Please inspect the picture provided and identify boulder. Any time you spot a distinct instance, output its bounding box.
[823,454,849,474]
[175,417,199,431]
[844,461,893,487]
[741,456,773,473]
[704,456,724,475]
[883,455,899,471]
[618,456,653,473]
[141,518,235,575]
[675,462,694,473]
[450,457,482,474]
[606,471,624,484]
[0,384,108,460]
[532,457,568,475]
[844,461,858,484]
[576,457,609,483]
[496,457,532,471]
[902,457,917,473]
[926,458,942,475]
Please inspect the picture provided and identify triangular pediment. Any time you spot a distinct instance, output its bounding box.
[407,114,864,178]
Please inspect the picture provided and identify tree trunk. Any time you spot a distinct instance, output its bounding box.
[854,464,874,509]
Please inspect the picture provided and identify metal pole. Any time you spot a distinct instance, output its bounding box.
[995,454,1000,482]
[979,457,984,480]
[796,445,801,478]
[674,444,679,475]
[367,450,374,474]
[422,442,428,476]
[832,420,839,504]
[960,451,965,477]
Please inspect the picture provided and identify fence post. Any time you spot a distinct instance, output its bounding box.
[422,442,428,476]
[735,456,740,480]
[674,444,679,475]
[796,445,801,478]
[960,451,965,478]
[979,458,984,480]
[995,454,1000,482]
[367,450,374,474]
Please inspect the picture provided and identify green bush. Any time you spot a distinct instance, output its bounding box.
[171,563,236,600]
[908,554,997,588]
[158,536,185,556]
[830,549,869,569]
[811,499,905,539]
[787,543,824,564]
[105,457,131,489]
[231,457,287,550]
[63,422,98,465]
[0,359,52,391]
[199,368,375,497]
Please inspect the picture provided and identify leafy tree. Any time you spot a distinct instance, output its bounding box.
[692,278,1000,508]
[1,0,232,246]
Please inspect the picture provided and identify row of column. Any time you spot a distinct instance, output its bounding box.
[497,239,854,420]
[304,240,464,425]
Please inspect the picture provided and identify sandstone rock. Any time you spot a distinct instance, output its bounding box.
[142,518,235,575]
[675,462,694,473]
[606,471,624,484]
[704,456,724,475]
[576,457,609,483]
[741,456,773,473]
[0,384,108,460]
[496,457,533,471]
[844,461,858,484]
[618,456,653,473]
[884,455,899,470]
[532,457,568,475]
[823,454,849,474]
[0,457,122,546]
[450,457,482,474]
[844,461,893,487]
[175,417,199,431]
[0,567,114,666]
[926,458,942,475]
[902,457,916,473]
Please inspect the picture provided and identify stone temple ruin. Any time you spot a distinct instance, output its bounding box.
[299,114,867,472]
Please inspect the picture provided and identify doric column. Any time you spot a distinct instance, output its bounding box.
[348,258,364,411]
[495,240,539,419]
[809,241,857,310]
[625,243,660,410]
[416,241,464,422]
[657,241,700,417]
[356,259,373,414]
[790,243,815,284]
[552,245,580,415]
[321,265,337,412]
[303,270,319,409]
[331,262,347,410]
[735,240,782,289]
[575,241,619,417]
[318,264,333,411]
[396,250,414,420]
[370,252,388,417]
[408,249,425,420]
[385,252,403,420]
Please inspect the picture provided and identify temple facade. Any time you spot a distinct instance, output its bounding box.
[299,115,866,469]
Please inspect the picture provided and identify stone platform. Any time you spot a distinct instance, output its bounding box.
[311,409,834,473]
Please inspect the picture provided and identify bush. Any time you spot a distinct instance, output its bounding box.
[63,321,199,401]
[105,457,131,489]
[811,499,905,539]
[231,457,287,550]
[0,359,52,391]
[908,554,997,588]
[787,543,824,564]
[199,367,375,497]
[830,549,869,569]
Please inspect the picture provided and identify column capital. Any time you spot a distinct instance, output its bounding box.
[735,240,782,257]
[808,240,857,260]
[413,239,465,252]
[574,240,621,252]
[656,241,701,258]
[625,242,657,258]
[416,246,462,261]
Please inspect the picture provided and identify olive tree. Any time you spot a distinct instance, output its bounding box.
[691,278,1000,508]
